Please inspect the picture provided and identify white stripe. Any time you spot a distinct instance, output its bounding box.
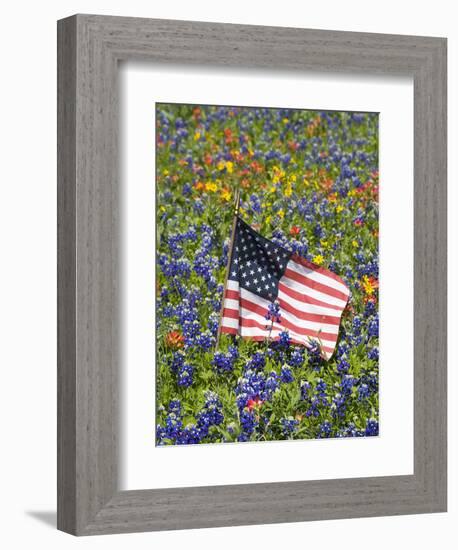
[288,258,349,296]
[223,298,239,311]
[227,280,240,292]
[281,275,347,308]
[221,317,238,329]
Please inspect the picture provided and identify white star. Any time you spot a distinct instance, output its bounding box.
[257,287,261,292]
[261,276,266,281]
[250,270,255,275]
[253,278,258,284]
[231,271,237,276]
[246,261,251,267]
[265,284,269,290]
[242,272,247,278]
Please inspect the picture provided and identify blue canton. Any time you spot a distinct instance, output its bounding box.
[228,217,292,302]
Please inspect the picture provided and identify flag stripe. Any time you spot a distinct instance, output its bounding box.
[288,255,350,295]
[221,287,340,344]
[225,292,341,325]
[286,263,349,301]
[238,292,340,336]
[281,275,347,309]
[291,253,348,288]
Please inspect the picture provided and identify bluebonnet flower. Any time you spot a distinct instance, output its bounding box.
[300,380,312,400]
[195,330,214,351]
[281,418,299,436]
[176,424,201,445]
[358,383,370,401]
[337,357,350,374]
[278,330,291,349]
[368,347,379,361]
[169,351,185,374]
[280,365,294,383]
[318,421,332,438]
[306,341,324,371]
[289,348,304,367]
[213,350,236,373]
[239,410,258,439]
[365,418,379,436]
[368,315,379,339]
[177,364,194,387]
[265,301,281,323]
[196,391,224,436]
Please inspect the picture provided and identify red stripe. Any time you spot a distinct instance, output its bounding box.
[225,289,239,300]
[285,267,349,302]
[222,308,239,319]
[220,326,237,335]
[239,297,338,343]
[279,281,343,312]
[291,253,348,288]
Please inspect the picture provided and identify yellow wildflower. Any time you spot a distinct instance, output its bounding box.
[277,209,285,219]
[265,215,272,225]
[352,240,358,247]
[336,205,344,213]
[205,182,217,192]
[218,160,234,173]
[362,275,379,296]
[312,254,324,266]
[284,183,293,197]
[220,188,231,202]
[162,169,169,176]
[282,118,289,123]
[272,166,285,184]
[194,131,201,141]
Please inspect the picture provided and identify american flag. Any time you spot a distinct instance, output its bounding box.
[220,217,350,360]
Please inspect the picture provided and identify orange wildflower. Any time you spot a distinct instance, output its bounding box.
[165,331,184,349]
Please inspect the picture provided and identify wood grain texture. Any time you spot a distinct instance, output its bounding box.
[57,14,447,535]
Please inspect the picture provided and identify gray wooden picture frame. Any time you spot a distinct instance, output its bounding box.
[57,14,447,536]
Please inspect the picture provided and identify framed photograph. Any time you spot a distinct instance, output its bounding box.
[57,14,447,535]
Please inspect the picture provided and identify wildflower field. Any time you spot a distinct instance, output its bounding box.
[156,103,379,445]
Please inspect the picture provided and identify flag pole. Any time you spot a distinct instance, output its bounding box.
[215,187,241,351]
